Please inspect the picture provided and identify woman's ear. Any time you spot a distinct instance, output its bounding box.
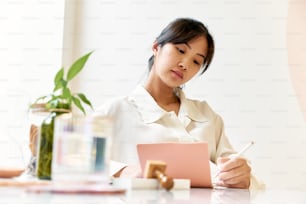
[152,41,159,55]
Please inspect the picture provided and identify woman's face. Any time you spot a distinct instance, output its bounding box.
[152,36,208,88]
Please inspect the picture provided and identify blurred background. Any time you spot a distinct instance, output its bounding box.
[0,0,305,189]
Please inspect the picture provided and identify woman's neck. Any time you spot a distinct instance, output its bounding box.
[144,80,177,102]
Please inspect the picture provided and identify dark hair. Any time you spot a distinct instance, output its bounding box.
[148,18,214,75]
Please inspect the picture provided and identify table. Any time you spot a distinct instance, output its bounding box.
[0,186,306,204]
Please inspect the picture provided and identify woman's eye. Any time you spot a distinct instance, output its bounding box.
[193,60,200,65]
[177,48,185,54]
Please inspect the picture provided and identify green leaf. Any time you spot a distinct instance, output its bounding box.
[66,51,93,82]
[76,93,93,109]
[33,52,93,114]
[53,79,66,92]
[54,67,64,85]
[72,96,86,115]
[62,87,71,99]
[46,97,59,109]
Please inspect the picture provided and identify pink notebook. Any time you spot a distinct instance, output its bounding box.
[137,142,212,188]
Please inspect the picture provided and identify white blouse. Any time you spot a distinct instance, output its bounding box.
[94,85,264,189]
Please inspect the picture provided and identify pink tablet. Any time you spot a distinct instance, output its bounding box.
[137,142,212,188]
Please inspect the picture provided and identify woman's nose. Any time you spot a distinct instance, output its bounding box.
[178,61,188,71]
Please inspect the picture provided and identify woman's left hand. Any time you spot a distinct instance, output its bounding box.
[116,164,142,178]
[215,157,251,189]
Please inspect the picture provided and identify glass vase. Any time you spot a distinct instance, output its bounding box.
[36,109,70,180]
[24,103,50,177]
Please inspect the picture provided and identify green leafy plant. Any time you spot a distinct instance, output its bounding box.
[32,51,93,114]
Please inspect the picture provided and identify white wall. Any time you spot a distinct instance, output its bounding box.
[0,1,65,167]
[0,0,305,190]
[69,0,306,189]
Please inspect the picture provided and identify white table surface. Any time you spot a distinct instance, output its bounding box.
[0,186,306,204]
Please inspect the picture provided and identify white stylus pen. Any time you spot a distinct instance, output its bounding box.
[214,141,255,178]
[231,141,255,159]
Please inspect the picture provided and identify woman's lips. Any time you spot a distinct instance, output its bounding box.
[171,70,183,79]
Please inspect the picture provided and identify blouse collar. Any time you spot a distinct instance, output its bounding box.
[128,85,209,123]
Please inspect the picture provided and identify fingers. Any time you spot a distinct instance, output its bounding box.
[215,178,250,189]
[216,157,251,189]
[217,157,248,172]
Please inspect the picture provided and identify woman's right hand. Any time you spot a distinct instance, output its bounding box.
[215,157,251,189]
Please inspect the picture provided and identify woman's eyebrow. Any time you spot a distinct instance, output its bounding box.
[184,43,206,60]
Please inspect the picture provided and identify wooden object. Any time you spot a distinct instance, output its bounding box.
[0,179,49,187]
[143,160,174,191]
[0,168,24,178]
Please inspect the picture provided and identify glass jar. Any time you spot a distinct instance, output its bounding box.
[51,115,113,183]
[28,103,50,157]
[36,108,70,180]
[23,103,50,177]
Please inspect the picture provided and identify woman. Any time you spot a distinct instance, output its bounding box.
[95,18,263,189]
